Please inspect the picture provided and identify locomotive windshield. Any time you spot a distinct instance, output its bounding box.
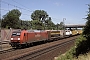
[12,32,21,36]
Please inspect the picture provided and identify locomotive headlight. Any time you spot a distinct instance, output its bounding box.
[18,38,20,40]
[11,38,13,40]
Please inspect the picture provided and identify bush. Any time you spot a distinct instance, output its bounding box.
[57,47,76,60]
[75,35,88,56]
[56,35,87,60]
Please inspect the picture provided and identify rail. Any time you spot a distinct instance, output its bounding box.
[5,36,78,60]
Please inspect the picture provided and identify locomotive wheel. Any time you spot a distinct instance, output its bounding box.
[16,45,22,48]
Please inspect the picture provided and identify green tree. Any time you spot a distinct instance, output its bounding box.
[44,17,55,30]
[83,14,90,37]
[20,20,31,29]
[75,4,90,56]
[31,10,48,21]
[2,9,21,29]
[59,22,64,30]
[31,10,53,30]
[30,20,43,29]
[83,4,90,38]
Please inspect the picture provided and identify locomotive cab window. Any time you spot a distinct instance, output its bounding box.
[12,32,21,36]
[17,33,21,36]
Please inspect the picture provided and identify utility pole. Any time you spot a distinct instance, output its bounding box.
[63,18,66,30]
[63,18,66,37]
[0,0,2,51]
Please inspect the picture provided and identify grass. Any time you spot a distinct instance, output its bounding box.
[73,52,90,60]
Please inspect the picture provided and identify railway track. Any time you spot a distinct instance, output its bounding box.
[0,48,15,54]
[0,35,73,54]
[0,35,79,60]
[13,39,74,60]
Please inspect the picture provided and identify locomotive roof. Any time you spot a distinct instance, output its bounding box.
[27,30,45,32]
[12,29,21,33]
[13,31,21,33]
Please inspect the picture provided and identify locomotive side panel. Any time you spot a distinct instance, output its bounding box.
[24,31,48,43]
[46,31,51,40]
[26,32,37,43]
[40,32,48,41]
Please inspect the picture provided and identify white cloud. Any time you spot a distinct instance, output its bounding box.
[54,2,63,6]
[54,2,60,6]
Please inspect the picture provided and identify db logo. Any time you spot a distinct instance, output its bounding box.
[35,34,41,37]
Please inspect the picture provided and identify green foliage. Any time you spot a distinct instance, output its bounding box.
[57,35,88,60]
[75,35,87,56]
[30,20,43,29]
[31,10,48,21]
[1,9,64,30]
[76,5,90,56]
[83,20,90,38]
[1,9,21,29]
[45,18,56,30]
[57,47,76,60]
[31,10,57,30]
[59,22,64,30]
[75,35,86,47]
[20,20,31,30]
[83,5,90,38]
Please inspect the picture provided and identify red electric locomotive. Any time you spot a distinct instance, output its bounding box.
[10,30,49,48]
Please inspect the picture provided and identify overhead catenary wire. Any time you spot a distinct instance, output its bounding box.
[1,9,30,16]
[1,0,32,12]
[11,0,32,12]
[1,0,32,20]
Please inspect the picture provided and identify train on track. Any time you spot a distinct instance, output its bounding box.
[10,29,82,48]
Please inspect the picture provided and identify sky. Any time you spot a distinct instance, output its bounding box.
[1,0,90,25]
